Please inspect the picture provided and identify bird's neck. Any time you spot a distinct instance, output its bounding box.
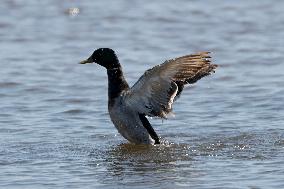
[107,65,129,102]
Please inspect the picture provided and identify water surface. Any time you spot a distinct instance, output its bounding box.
[0,0,283,188]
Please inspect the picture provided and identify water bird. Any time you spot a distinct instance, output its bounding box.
[80,48,217,145]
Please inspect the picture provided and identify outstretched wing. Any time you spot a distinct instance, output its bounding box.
[124,52,217,118]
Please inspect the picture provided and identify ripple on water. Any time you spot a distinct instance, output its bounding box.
[1,0,284,188]
[61,109,86,115]
[0,81,21,88]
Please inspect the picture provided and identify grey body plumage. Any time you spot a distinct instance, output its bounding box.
[108,94,155,144]
[80,48,217,145]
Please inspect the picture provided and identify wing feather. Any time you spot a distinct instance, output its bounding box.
[124,52,217,118]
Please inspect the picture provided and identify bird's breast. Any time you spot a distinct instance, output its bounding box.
[108,97,154,144]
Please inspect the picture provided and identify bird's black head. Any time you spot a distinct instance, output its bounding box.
[79,48,119,69]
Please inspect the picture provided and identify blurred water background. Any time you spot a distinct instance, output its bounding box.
[0,0,283,188]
